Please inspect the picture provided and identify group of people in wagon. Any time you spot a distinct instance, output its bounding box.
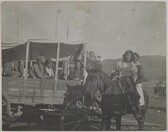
[2,55,84,80]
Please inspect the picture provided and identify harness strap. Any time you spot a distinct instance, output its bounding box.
[94,76,125,97]
[115,78,125,94]
[90,73,100,100]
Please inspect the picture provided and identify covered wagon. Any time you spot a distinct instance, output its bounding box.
[2,39,102,130]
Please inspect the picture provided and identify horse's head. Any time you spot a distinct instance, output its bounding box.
[84,71,102,102]
[84,73,98,94]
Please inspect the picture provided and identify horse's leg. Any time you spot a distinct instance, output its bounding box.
[115,115,121,130]
[105,115,111,130]
[133,105,145,130]
[101,114,106,130]
[133,110,145,130]
[134,89,148,130]
[138,119,144,130]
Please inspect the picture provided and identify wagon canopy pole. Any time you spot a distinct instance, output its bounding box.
[16,14,19,41]
[83,43,87,84]
[25,40,30,80]
[67,57,70,75]
[54,43,60,95]
[55,9,61,40]
[53,9,61,97]
[23,40,30,101]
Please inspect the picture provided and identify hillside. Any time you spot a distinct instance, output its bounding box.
[101,55,166,81]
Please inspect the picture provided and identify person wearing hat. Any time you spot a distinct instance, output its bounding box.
[29,55,47,79]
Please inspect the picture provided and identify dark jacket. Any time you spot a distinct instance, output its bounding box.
[29,62,47,78]
[135,63,144,84]
[3,61,20,77]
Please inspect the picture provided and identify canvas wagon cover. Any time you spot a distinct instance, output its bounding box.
[2,40,84,63]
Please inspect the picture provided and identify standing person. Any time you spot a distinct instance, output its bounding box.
[74,57,83,80]
[132,52,145,111]
[29,55,47,79]
[44,59,55,79]
[67,66,75,80]
[59,61,67,80]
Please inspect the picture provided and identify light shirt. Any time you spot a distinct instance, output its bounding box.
[132,62,138,82]
[46,67,54,77]
[115,60,137,80]
[83,68,88,85]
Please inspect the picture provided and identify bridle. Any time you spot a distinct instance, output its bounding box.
[86,73,101,100]
[87,72,112,100]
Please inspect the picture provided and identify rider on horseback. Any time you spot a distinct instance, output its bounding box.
[111,50,143,120]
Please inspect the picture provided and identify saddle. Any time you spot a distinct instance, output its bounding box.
[113,77,140,104]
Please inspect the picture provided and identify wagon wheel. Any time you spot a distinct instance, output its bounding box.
[60,96,102,130]
[2,94,13,130]
[2,95,8,121]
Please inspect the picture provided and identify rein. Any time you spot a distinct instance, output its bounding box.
[88,72,112,100]
[89,72,126,100]
[88,73,100,100]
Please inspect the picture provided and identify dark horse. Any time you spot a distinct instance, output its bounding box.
[84,70,149,130]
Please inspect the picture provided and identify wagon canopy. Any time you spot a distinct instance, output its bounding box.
[2,40,84,63]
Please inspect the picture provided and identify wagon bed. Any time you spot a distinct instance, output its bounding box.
[2,77,82,105]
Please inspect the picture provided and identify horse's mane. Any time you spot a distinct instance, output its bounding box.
[97,70,126,95]
[97,70,112,88]
[86,61,102,73]
[98,70,110,79]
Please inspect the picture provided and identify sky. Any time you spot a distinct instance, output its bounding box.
[1,1,166,59]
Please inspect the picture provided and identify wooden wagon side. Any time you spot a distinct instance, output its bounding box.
[2,77,83,114]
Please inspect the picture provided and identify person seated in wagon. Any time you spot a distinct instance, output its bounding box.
[44,59,55,79]
[29,55,48,79]
[3,58,20,77]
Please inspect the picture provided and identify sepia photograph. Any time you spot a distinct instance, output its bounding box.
[1,1,166,131]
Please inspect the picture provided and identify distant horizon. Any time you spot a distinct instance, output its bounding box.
[102,54,166,60]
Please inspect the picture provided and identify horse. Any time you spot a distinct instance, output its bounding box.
[84,70,149,130]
